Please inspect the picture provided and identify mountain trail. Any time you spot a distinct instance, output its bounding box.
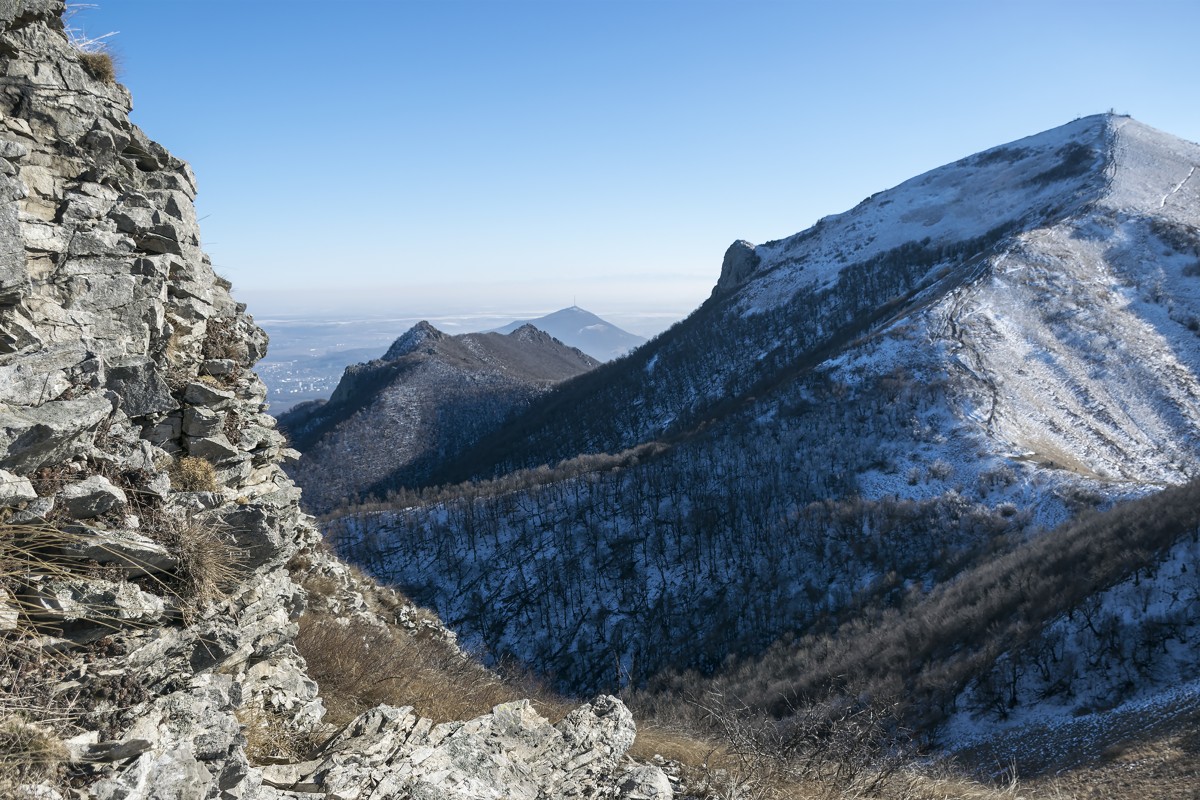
[1162,164,1197,208]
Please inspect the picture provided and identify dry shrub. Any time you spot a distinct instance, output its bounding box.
[237,706,317,766]
[170,456,218,493]
[297,613,522,727]
[163,520,242,614]
[78,51,115,82]
[0,716,68,794]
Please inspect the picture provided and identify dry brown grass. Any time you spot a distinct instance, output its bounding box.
[78,51,115,82]
[1031,727,1200,800]
[169,456,218,493]
[162,519,242,615]
[0,716,68,795]
[297,612,569,728]
[237,706,318,766]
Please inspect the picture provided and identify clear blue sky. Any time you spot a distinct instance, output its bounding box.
[80,0,1200,328]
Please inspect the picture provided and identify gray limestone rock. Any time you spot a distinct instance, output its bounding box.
[0,174,26,305]
[185,433,240,463]
[183,381,236,409]
[182,406,224,438]
[0,467,36,507]
[105,356,177,417]
[201,358,237,377]
[620,764,675,799]
[56,474,127,518]
[0,394,112,472]
[273,696,648,800]
[92,676,249,800]
[0,587,18,631]
[57,528,178,577]
[0,344,87,405]
[26,575,166,628]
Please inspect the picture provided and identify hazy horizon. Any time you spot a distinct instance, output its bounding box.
[80,1,1200,325]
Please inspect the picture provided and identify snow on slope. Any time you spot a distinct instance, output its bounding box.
[737,115,1110,313]
[940,535,1200,776]
[781,115,1200,495]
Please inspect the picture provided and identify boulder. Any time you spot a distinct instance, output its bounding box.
[105,356,177,417]
[56,474,127,518]
[0,394,113,472]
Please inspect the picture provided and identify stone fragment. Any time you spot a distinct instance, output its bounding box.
[201,358,237,377]
[8,496,54,524]
[0,587,18,631]
[182,406,224,438]
[0,176,27,305]
[183,381,235,408]
[58,528,178,577]
[185,433,240,463]
[0,394,113,472]
[105,356,177,417]
[0,344,87,405]
[0,467,36,507]
[303,696,644,799]
[619,764,675,800]
[57,474,127,518]
[27,576,166,627]
[142,412,183,447]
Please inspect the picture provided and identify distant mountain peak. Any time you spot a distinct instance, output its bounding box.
[383,320,445,361]
[508,323,552,343]
[491,306,647,361]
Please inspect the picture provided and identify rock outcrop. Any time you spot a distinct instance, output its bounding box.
[711,239,760,295]
[0,3,666,798]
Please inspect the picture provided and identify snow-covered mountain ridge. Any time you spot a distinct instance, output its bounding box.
[423,114,1200,493]
[326,115,1200,778]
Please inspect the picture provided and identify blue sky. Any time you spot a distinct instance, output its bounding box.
[80,0,1200,330]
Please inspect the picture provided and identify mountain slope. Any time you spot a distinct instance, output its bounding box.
[279,322,598,511]
[491,306,647,361]
[426,115,1200,490]
[327,115,1200,710]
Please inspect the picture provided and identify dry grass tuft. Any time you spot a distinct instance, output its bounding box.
[163,519,242,615]
[78,50,115,82]
[298,613,537,727]
[169,456,218,493]
[0,716,68,794]
[237,706,318,766]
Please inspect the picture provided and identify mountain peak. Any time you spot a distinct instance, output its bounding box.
[491,306,647,361]
[383,320,445,361]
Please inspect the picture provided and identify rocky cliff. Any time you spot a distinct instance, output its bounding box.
[0,3,664,797]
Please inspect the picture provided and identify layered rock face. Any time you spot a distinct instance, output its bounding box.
[0,3,661,798]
